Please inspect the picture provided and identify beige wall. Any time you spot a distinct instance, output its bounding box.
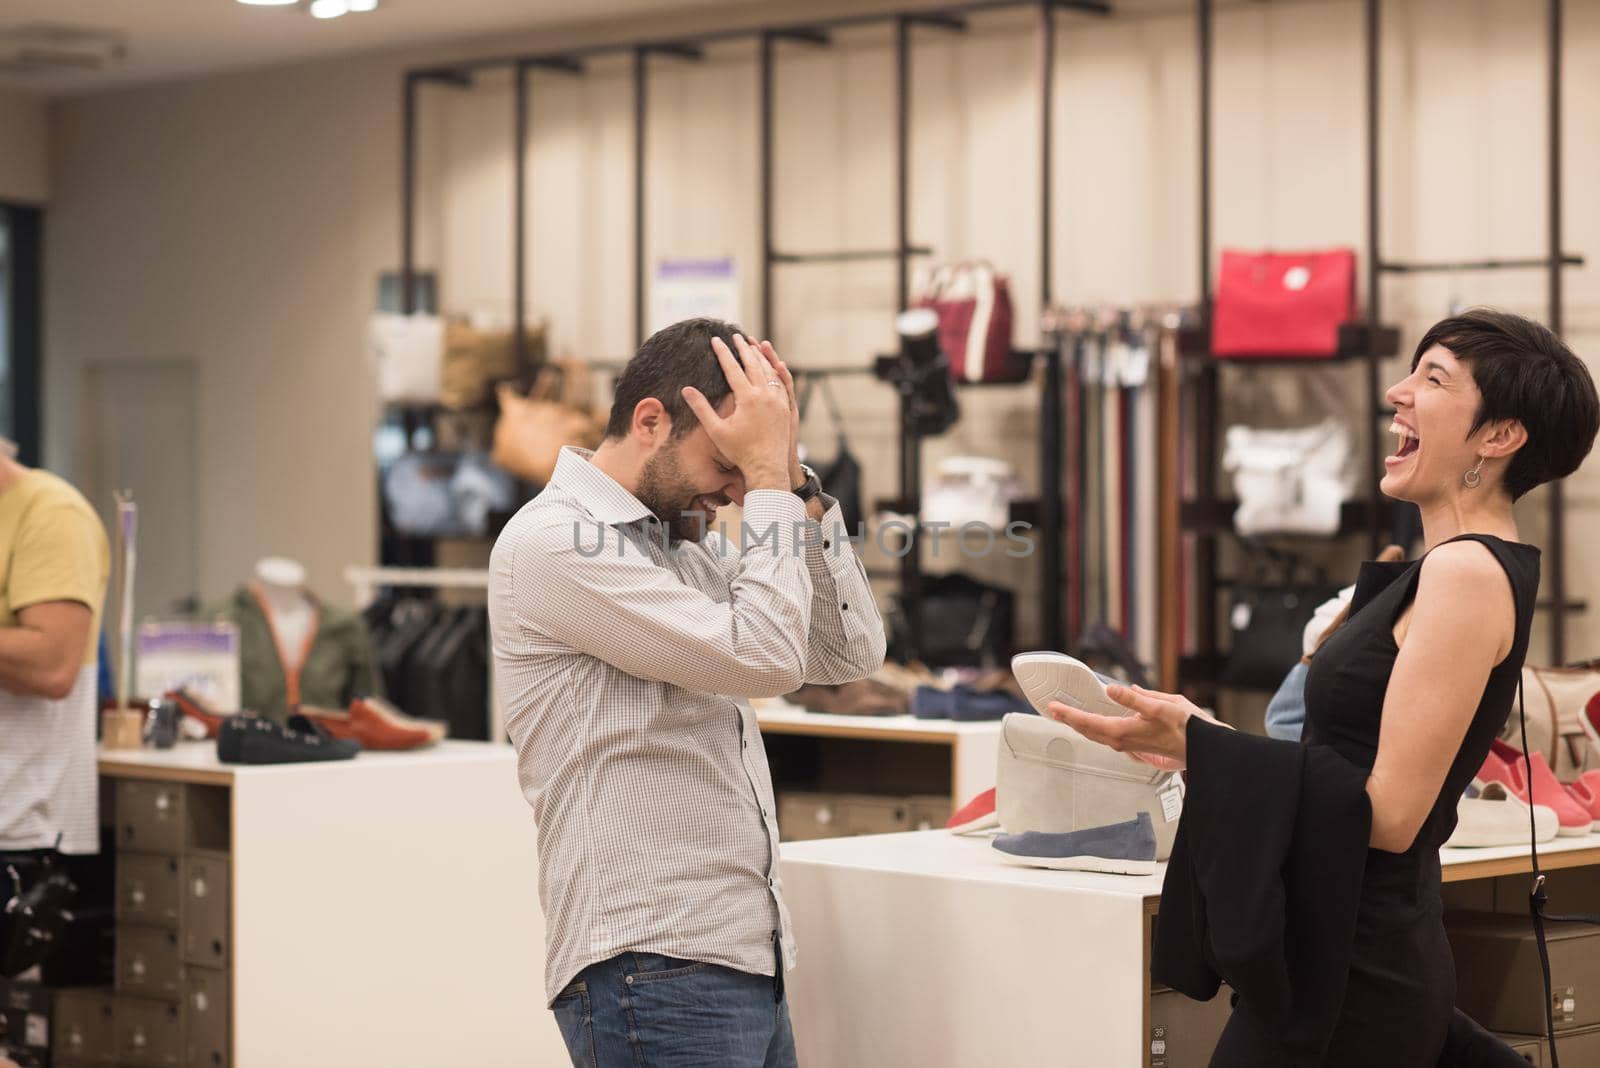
[43,0,1600,660]
[0,86,50,203]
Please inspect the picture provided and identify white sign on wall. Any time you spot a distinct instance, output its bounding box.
[651,258,741,333]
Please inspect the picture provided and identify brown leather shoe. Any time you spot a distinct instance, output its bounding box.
[166,689,229,739]
[304,697,445,751]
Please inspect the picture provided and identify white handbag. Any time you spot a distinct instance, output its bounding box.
[1223,417,1355,537]
[369,312,445,404]
[922,456,1022,531]
[996,713,1184,861]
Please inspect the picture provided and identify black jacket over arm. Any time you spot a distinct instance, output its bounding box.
[1152,717,1372,1066]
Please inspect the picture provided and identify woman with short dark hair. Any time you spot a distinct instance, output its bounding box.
[1052,308,1600,1066]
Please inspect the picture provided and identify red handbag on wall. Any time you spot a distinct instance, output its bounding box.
[1211,249,1357,358]
[913,261,1019,382]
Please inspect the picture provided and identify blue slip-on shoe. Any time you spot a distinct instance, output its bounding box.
[991,811,1158,876]
[911,686,957,720]
[949,685,1034,722]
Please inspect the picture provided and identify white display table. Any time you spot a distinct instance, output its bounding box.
[780,828,1600,1068]
[98,740,567,1068]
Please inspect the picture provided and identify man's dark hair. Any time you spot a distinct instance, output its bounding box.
[1412,308,1600,501]
[604,318,744,441]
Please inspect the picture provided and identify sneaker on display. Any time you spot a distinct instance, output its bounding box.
[1474,739,1592,837]
[991,812,1158,876]
[1010,652,1131,720]
[996,712,1183,861]
[947,787,998,835]
[1444,781,1560,848]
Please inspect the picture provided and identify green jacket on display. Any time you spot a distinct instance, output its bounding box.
[218,585,383,724]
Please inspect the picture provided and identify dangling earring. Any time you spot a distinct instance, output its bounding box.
[1462,456,1486,489]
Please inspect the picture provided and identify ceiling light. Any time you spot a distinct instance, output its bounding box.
[308,0,348,17]
[348,0,378,10]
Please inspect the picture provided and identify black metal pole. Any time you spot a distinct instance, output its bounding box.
[401,73,418,315]
[1195,0,1218,692]
[895,16,912,312]
[1039,0,1062,652]
[1549,0,1567,662]
[1040,0,1055,309]
[513,62,529,375]
[760,32,776,338]
[633,46,648,349]
[1366,0,1383,556]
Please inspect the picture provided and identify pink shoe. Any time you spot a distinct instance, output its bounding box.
[1582,691,1600,767]
[947,788,998,835]
[1477,739,1592,838]
[1566,770,1600,832]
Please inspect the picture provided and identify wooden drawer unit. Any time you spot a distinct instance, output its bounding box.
[115,995,183,1067]
[117,781,186,854]
[181,852,231,969]
[53,988,116,1064]
[118,853,183,928]
[117,925,186,1001]
[185,966,230,1068]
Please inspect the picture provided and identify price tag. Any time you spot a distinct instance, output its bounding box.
[1159,779,1184,823]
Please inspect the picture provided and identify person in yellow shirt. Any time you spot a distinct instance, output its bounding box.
[0,435,110,881]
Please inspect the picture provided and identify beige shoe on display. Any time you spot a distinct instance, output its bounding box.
[1444,781,1559,849]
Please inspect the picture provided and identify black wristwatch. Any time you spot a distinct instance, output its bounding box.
[792,464,823,504]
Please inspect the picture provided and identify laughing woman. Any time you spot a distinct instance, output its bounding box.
[1051,310,1599,1067]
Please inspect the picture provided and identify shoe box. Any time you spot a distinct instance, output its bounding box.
[1447,911,1600,1035]
[1494,1032,1544,1066]
[777,791,951,841]
[102,779,233,1067]
[1148,983,1232,1067]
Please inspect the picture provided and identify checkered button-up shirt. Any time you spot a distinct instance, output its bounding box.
[490,447,886,1004]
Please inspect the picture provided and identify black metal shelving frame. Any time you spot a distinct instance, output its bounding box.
[392,0,1112,654]
[1179,0,1582,694]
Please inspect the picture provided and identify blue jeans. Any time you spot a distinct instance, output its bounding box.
[552,952,799,1068]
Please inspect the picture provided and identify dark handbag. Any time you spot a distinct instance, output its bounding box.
[890,309,962,437]
[799,376,865,535]
[889,572,1014,670]
[1221,554,1339,692]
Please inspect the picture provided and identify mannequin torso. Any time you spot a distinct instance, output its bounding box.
[251,557,318,695]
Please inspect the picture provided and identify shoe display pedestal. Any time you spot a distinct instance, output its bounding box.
[95,740,565,1068]
[780,830,1600,1067]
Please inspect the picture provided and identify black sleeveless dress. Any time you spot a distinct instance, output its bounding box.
[1211,533,1541,1066]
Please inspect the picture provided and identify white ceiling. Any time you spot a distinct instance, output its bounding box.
[0,0,759,96]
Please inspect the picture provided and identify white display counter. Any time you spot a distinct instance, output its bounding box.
[99,740,567,1068]
[780,828,1600,1068]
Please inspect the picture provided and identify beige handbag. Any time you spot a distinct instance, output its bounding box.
[491,358,606,486]
[1499,662,1600,780]
[441,319,546,411]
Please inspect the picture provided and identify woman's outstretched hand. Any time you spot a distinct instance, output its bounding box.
[1046,684,1230,772]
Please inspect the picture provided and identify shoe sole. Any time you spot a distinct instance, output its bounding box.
[948,812,1000,836]
[1011,652,1130,719]
[994,851,1156,876]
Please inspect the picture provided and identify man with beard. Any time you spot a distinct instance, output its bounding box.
[489,318,885,1068]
